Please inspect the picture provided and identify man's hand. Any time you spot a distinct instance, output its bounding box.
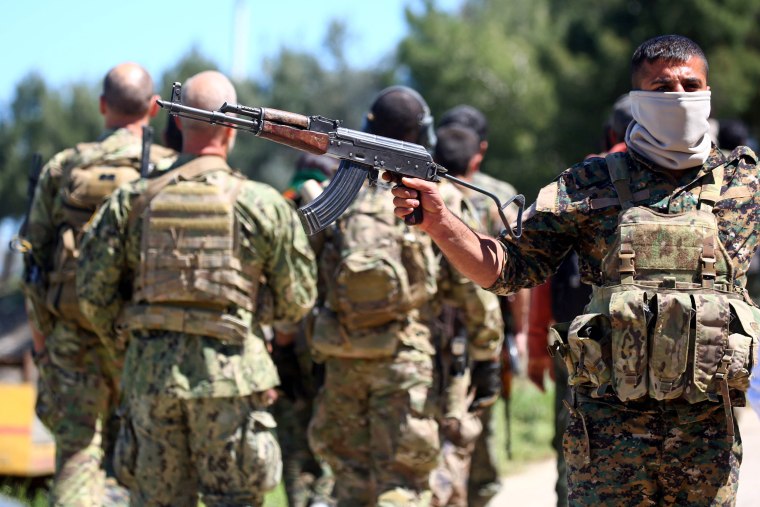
[386,175,449,234]
[470,359,502,411]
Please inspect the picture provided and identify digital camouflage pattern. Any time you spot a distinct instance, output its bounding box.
[126,393,281,506]
[488,147,758,295]
[488,146,759,505]
[563,401,740,506]
[23,128,176,506]
[77,155,317,504]
[77,155,317,399]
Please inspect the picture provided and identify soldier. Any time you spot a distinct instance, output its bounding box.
[76,70,317,505]
[391,34,759,505]
[428,124,504,507]
[21,62,176,506]
[437,104,525,506]
[307,86,502,507]
[273,152,338,507]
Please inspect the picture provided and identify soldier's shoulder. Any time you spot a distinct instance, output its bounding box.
[472,171,517,196]
[237,178,290,210]
[149,144,179,170]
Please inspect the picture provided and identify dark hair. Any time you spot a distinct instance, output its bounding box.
[365,86,434,147]
[438,104,488,142]
[718,119,749,151]
[102,65,154,117]
[631,34,708,87]
[609,94,633,141]
[433,125,480,177]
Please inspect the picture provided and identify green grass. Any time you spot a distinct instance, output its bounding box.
[493,376,558,476]
[0,478,50,507]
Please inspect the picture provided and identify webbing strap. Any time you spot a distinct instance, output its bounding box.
[698,165,725,212]
[127,156,233,228]
[118,305,248,343]
[605,153,634,210]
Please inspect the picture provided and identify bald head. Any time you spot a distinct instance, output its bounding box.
[101,62,154,118]
[180,71,237,135]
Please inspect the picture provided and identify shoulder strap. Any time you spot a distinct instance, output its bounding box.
[698,165,725,213]
[127,156,232,228]
[604,153,634,210]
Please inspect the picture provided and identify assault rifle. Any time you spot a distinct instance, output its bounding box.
[9,153,43,256]
[157,82,525,236]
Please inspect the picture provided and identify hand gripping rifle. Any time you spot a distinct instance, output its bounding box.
[157,82,525,236]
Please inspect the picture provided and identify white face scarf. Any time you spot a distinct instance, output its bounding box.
[625,90,712,170]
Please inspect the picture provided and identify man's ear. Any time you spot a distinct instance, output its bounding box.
[147,94,161,118]
[468,152,484,176]
[479,140,489,157]
[99,95,107,116]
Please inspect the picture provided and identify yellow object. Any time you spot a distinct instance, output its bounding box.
[0,383,55,476]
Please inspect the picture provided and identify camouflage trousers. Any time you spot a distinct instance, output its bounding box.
[467,404,502,507]
[123,392,281,507]
[564,397,741,506]
[553,355,570,507]
[35,319,125,507]
[308,348,440,507]
[272,393,334,507]
[430,412,482,507]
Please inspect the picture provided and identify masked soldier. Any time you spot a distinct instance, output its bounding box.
[391,34,759,505]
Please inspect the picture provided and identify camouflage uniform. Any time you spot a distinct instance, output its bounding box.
[308,182,502,507]
[23,128,175,506]
[488,147,759,505]
[270,329,334,507]
[76,154,317,506]
[430,180,504,507]
[456,170,517,507]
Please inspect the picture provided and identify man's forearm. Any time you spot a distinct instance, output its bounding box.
[425,209,504,289]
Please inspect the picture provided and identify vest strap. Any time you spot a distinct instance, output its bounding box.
[128,156,233,228]
[698,165,725,212]
[605,153,634,210]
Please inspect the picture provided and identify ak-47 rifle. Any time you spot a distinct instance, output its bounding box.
[157,82,525,236]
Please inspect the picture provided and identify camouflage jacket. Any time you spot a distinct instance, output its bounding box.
[77,154,318,398]
[487,146,759,296]
[435,180,504,361]
[23,128,176,333]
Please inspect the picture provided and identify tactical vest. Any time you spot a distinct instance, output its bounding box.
[310,184,438,358]
[550,153,759,434]
[119,156,260,344]
[46,139,173,331]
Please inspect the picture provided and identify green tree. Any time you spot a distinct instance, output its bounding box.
[0,73,100,218]
[398,0,561,201]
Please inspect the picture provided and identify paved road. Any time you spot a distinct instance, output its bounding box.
[490,406,760,506]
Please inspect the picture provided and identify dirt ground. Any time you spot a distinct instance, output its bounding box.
[491,406,760,506]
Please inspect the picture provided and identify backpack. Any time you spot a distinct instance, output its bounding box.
[324,186,437,332]
[46,139,174,330]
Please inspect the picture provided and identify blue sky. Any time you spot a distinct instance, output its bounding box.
[1,0,462,108]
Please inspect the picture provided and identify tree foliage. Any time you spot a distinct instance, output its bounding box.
[2,2,760,217]
[398,0,760,201]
